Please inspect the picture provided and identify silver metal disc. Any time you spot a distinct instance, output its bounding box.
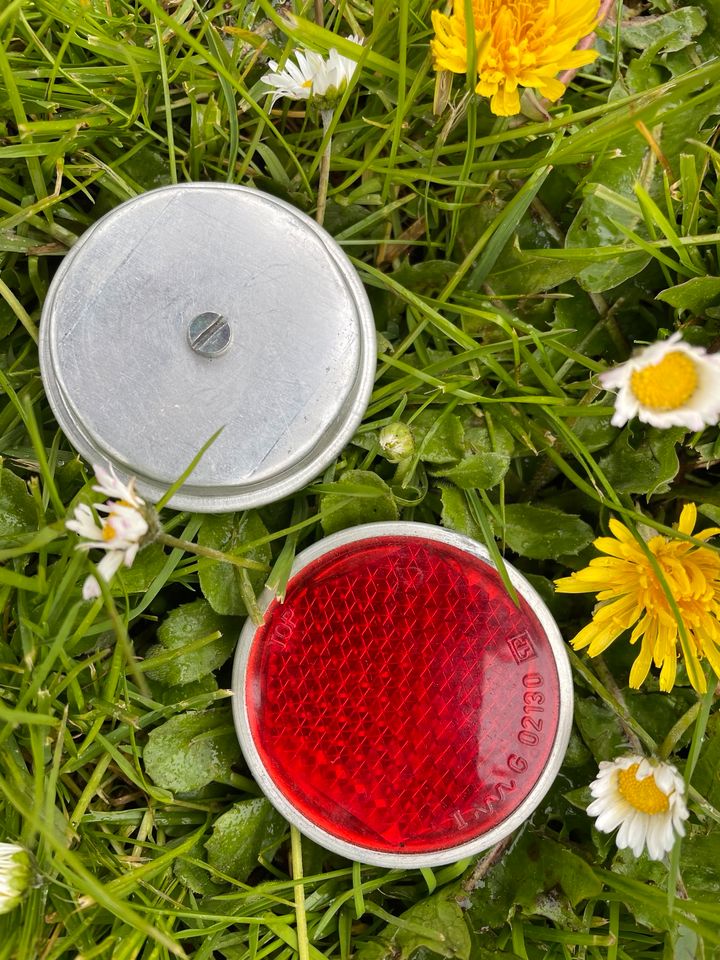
[39,183,376,512]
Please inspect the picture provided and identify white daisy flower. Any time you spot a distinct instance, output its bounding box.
[0,843,32,915]
[66,466,151,600]
[262,35,363,107]
[587,755,689,861]
[599,333,720,431]
[92,465,144,509]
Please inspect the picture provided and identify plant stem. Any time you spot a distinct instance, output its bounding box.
[157,533,269,571]
[290,826,311,960]
[658,699,703,759]
[567,649,655,752]
[594,655,645,755]
[316,109,333,226]
[462,835,513,892]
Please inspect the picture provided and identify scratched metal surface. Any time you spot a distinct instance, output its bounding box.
[39,183,376,512]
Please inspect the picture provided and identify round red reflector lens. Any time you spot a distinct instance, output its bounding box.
[233,523,572,866]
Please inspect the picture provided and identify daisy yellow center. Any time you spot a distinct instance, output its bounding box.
[630,351,699,411]
[617,764,669,814]
[102,521,116,542]
[302,79,312,88]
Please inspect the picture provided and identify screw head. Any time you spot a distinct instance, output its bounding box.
[187,312,232,357]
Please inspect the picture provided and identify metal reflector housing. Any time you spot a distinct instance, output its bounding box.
[233,522,573,867]
[39,183,376,512]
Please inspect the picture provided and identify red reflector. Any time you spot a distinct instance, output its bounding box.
[234,524,571,865]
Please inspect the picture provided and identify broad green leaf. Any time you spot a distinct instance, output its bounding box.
[564,785,593,810]
[393,893,471,960]
[699,504,720,525]
[571,416,617,454]
[487,237,597,296]
[143,709,239,794]
[562,728,593,768]
[465,831,601,928]
[464,419,515,458]
[566,52,716,293]
[434,452,509,491]
[144,599,238,687]
[564,59,657,294]
[691,713,720,809]
[112,543,167,595]
[320,470,398,535]
[150,674,218,707]
[390,259,459,295]
[657,276,720,314]
[692,432,720,465]
[627,690,695,747]
[501,504,594,560]
[198,511,271,616]
[622,8,707,54]
[0,467,36,539]
[574,698,627,763]
[205,798,285,882]
[544,290,615,372]
[440,485,482,541]
[411,410,466,463]
[0,301,16,338]
[355,891,471,960]
[173,840,224,896]
[610,849,671,932]
[599,427,683,496]
[680,826,720,900]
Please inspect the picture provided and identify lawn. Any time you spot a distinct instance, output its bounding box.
[1,0,720,958]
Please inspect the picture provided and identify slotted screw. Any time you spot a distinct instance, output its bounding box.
[187,312,232,357]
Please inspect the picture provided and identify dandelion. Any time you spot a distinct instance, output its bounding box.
[555,504,720,693]
[430,0,599,116]
[599,332,720,431]
[262,36,363,110]
[66,466,154,600]
[0,843,32,915]
[587,755,688,860]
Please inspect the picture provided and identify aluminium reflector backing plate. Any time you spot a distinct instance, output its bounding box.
[39,183,376,512]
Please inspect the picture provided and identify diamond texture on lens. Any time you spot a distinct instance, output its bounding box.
[246,537,560,854]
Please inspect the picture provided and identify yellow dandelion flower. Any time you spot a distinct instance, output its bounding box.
[554,504,720,693]
[431,0,599,117]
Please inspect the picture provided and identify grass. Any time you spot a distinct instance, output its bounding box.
[2,0,720,958]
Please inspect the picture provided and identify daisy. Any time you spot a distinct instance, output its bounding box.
[587,756,688,860]
[66,466,152,600]
[262,36,363,108]
[0,843,32,915]
[431,0,599,116]
[378,421,415,462]
[554,503,720,693]
[599,333,720,431]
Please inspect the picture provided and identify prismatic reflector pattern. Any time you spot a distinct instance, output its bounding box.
[245,537,560,854]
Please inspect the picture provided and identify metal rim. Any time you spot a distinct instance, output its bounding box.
[39,183,377,512]
[232,521,574,868]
